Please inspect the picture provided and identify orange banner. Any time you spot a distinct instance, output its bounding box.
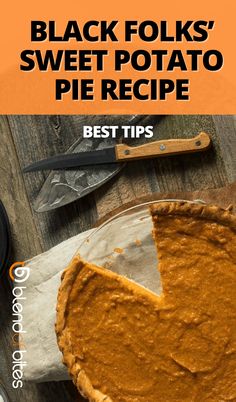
[0,0,235,114]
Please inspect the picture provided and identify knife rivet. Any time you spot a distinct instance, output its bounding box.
[124,149,130,155]
[160,144,166,151]
[195,140,201,146]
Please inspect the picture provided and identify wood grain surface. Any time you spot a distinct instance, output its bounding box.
[96,181,236,227]
[0,114,235,402]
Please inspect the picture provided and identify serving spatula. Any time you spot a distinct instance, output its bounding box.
[24,114,150,212]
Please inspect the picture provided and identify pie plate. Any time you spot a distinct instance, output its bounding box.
[78,199,205,295]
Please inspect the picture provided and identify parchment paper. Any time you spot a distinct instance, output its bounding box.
[20,205,160,383]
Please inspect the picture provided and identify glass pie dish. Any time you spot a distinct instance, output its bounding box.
[78,199,204,295]
[0,383,9,402]
[0,201,11,278]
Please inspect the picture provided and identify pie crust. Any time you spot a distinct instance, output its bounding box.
[56,201,236,401]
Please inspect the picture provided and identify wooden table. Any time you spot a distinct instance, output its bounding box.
[0,115,235,402]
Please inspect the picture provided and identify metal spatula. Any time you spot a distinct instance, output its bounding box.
[25,115,157,212]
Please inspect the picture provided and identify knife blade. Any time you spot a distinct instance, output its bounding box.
[23,132,211,173]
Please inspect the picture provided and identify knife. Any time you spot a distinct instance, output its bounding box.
[23,132,211,173]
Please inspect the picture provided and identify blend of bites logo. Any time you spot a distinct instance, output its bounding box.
[9,262,30,389]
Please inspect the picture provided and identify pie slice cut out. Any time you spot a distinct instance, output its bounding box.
[56,201,236,402]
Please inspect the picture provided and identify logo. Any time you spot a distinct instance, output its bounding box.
[9,262,30,283]
[9,261,30,389]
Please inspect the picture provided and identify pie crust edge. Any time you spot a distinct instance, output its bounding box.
[55,201,236,402]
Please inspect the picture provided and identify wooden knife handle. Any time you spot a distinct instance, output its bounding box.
[115,132,211,162]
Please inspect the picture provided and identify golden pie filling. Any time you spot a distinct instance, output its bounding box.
[56,202,236,402]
